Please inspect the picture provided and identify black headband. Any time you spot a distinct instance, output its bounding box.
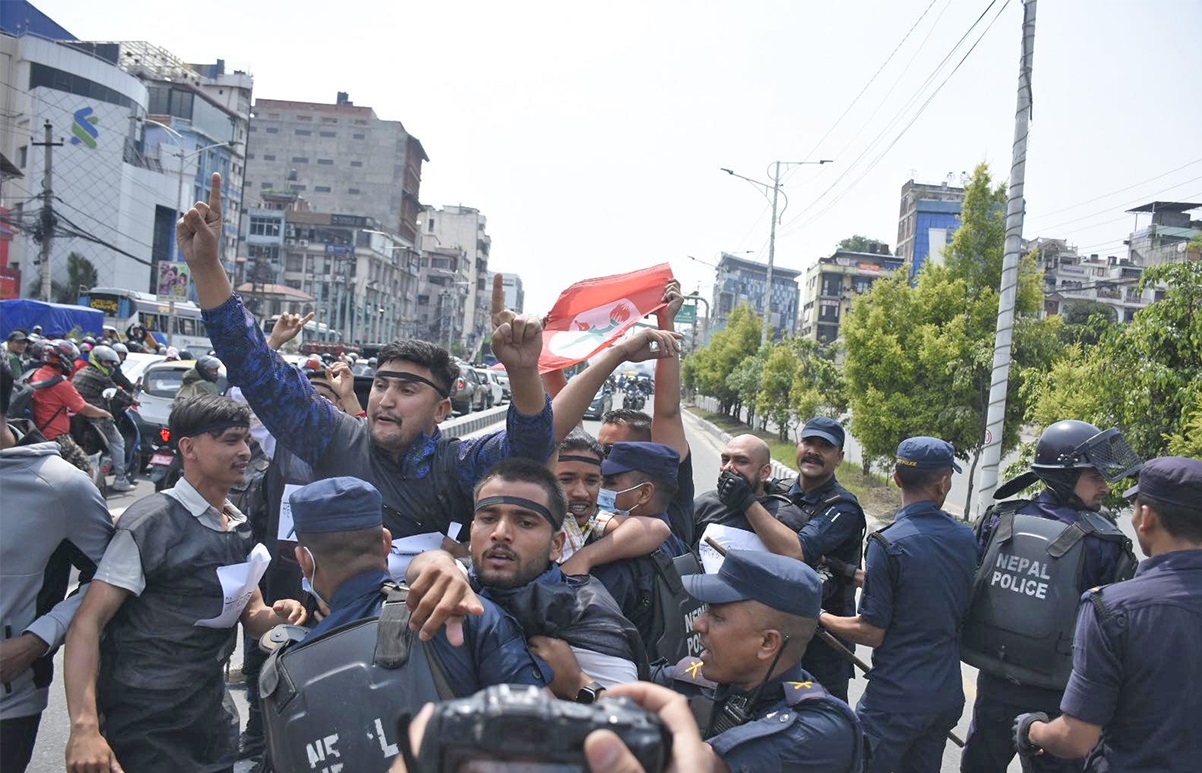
[475,495,563,529]
[181,420,249,439]
[374,369,450,398]
[558,454,602,467]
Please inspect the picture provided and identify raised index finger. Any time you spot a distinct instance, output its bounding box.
[491,272,505,319]
[207,173,223,220]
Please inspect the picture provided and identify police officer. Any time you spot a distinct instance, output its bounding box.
[1016,456,1202,771]
[663,549,863,772]
[717,417,866,702]
[821,437,978,773]
[63,394,307,773]
[961,420,1140,772]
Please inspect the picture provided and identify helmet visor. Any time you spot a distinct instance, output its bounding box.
[1076,428,1143,482]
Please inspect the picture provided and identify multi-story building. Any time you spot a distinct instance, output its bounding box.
[501,272,524,313]
[0,10,180,297]
[416,245,472,352]
[710,252,802,342]
[896,178,965,283]
[1124,201,1201,267]
[799,246,903,344]
[419,205,492,353]
[242,94,426,245]
[82,41,251,278]
[1032,238,1163,324]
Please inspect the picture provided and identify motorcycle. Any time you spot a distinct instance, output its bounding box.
[147,425,183,492]
[623,384,646,411]
[70,387,141,498]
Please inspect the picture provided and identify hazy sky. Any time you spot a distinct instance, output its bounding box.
[36,0,1202,314]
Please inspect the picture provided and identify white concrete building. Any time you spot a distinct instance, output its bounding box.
[419,205,492,351]
[0,30,179,296]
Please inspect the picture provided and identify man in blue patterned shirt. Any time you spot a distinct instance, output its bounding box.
[177,174,555,554]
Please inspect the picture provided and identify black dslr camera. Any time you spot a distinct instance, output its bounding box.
[414,683,671,772]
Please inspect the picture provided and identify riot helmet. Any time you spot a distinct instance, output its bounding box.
[1030,420,1142,508]
[42,339,80,375]
[89,345,121,375]
[197,355,223,383]
[112,342,129,360]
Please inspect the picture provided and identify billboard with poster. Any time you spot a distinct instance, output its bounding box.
[157,261,191,299]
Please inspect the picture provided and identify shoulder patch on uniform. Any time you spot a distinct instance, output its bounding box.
[783,679,828,706]
[672,656,716,688]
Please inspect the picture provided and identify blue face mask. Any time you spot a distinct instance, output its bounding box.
[300,547,329,610]
[597,483,644,517]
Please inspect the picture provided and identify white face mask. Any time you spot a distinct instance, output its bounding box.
[596,482,644,517]
[300,547,329,609]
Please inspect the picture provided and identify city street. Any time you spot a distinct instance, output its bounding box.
[25,405,1140,772]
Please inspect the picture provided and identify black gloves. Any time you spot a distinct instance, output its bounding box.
[1013,712,1049,772]
[717,470,759,514]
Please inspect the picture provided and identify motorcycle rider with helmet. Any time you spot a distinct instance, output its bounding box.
[72,346,136,492]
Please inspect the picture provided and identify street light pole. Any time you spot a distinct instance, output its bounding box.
[721,159,832,346]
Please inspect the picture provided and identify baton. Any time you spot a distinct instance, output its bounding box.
[703,536,966,748]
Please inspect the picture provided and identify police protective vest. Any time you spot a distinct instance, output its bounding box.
[637,552,706,664]
[961,502,1133,690]
[260,585,453,771]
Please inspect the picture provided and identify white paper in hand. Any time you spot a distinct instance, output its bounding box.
[698,523,769,574]
[195,543,272,629]
[276,483,304,542]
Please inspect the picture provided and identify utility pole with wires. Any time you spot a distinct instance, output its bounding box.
[32,121,63,302]
[976,0,1037,514]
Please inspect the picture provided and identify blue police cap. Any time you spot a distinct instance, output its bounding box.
[684,550,822,618]
[289,476,383,534]
[896,436,962,474]
[601,441,681,480]
[800,416,845,447]
[1122,456,1202,508]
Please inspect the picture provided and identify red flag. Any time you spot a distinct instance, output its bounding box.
[538,263,674,374]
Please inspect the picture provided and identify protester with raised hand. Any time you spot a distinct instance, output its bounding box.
[176,173,554,550]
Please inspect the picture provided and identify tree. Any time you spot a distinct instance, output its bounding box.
[837,235,890,254]
[728,347,766,428]
[1062,300,1117,326]
[1027,261,1202,461]
[690,304,762,415]
[757,341,799,440]
[843,163,1061,509]
[25,252,99,303]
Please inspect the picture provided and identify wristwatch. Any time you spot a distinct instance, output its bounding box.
[576,680,606,704]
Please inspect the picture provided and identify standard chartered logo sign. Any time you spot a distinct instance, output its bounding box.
[70,106,100,148]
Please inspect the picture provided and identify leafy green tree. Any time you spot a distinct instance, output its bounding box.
[843,163,1061,510]
[26,252,99,303]
[1028,261,1202,461]
[691,304,762,415]
[1062,300,1117,325]
[728,348,767,427]
[757,341,800,440]
[837,235,890,254]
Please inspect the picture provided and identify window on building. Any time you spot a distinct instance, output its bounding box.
[291,184,306,191]
[352,133,366,140]
[286,255,304,271]
[297,115,313,121]
[249,125,257,132]
[354,119,368,125]
[317,159,334,165]
[348,188,361,194]
[260,181,272,188]
[265,127,279,134]
[350,160,363,167]
[295,129,311,136]
[249,217,281,237]
[321,117,337,124]
[268,113,281,118]
[427,218,435,233]
[821,276,842,297]
[315,186,331,193]
[291,156,309,163]
[320,131,336,138]
[262,154,275,161]
[17,146,26,167]
[819,301,839,322]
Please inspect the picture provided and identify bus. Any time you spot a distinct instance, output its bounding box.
[261,315,340,352]
[78,287,211,355]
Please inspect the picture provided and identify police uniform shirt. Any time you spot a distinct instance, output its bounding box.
[857,500,977,713]
[1059,549,1202,772]
[591,511,690,628]
[695,662,861,773]
[782,476,865,598]
[297,570,550,697]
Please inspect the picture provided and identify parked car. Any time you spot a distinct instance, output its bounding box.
[449,361,488,416]
[475,368,504,408]
[119,352,165,388]
[491,371,511,402]
[584,386,614,420]
[127,360,197,471]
